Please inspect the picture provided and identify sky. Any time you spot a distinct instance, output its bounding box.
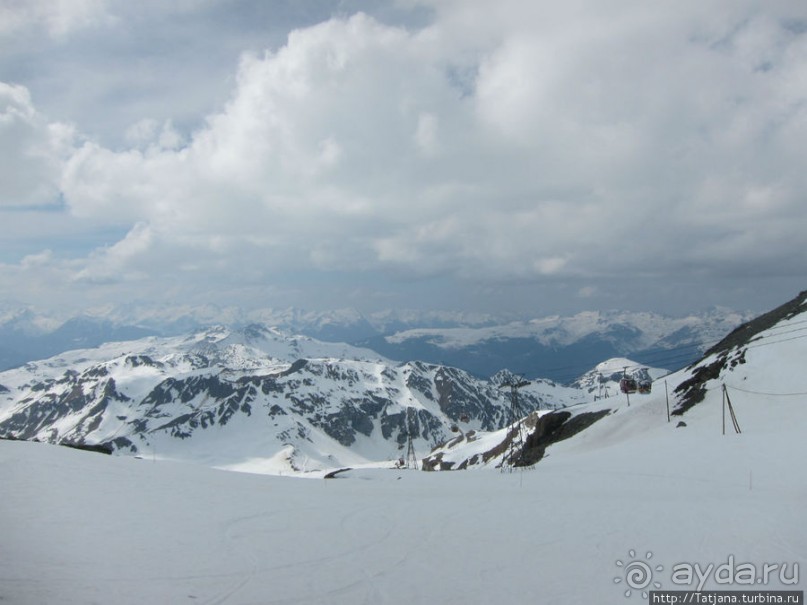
[1,0,807,321]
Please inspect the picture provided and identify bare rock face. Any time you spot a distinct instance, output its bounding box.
[422,408,611,471]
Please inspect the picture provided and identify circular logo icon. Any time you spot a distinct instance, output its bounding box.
[614,550,663,599]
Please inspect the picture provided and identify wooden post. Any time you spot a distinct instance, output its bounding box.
[721,383,741,434]
[726,388,741,434]
[665,380,670,423]
[622,366,631,407]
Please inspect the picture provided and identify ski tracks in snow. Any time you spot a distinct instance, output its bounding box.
[204,497,408,604]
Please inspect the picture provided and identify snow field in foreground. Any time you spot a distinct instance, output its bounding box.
[2,429,804,605]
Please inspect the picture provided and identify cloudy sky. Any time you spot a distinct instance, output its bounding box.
[1,0,806,320]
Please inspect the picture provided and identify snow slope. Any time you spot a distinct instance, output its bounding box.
[2,294,805,603]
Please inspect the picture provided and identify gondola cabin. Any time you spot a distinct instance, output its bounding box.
[619,377,638,394]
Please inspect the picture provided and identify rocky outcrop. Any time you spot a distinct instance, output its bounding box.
[422,408,611,471]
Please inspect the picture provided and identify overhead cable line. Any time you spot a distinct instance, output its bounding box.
[724,384,807,398]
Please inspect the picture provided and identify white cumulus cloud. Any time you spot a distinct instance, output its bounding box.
[3,2,807,315]
[0,82,75,208]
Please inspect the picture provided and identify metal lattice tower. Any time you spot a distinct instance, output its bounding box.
[405,407,419,470]
[499,378,530,471]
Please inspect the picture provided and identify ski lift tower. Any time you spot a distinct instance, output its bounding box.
[499,377,531,470]
[405,407,419,470]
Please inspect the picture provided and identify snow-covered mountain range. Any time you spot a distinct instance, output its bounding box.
[0,304,748,380]
[2,289,797,477]
[0,324,590,473]
[0,296,764,475]
[362,308,750,379]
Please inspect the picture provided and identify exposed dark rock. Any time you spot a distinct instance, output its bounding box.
[380,411,406,443]
[110,436,138,453]
[59,441,113,455]
[125,355,162,369]
[268,404,286,417]
[517,409,611,466]
[406,365,435,400]
[83,365,110,378]
[30,379,55,392]
[422,453,453,471]
[278,359,308,376]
